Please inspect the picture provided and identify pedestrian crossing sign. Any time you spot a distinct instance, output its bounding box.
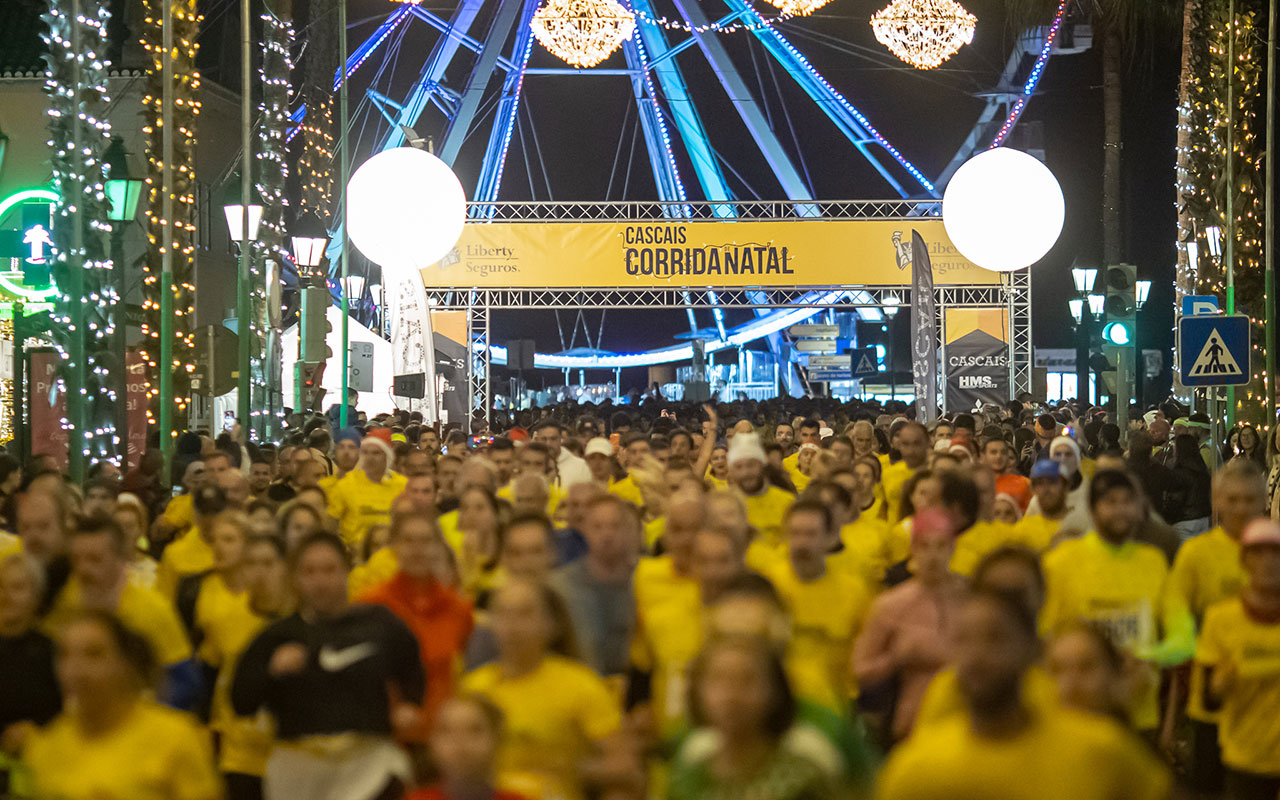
[1178,314,1250,387]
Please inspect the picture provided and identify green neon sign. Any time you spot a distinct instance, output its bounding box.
[0,188,61,300]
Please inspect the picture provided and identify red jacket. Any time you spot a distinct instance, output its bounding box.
[359,572,474,738]
[408,788,530,800]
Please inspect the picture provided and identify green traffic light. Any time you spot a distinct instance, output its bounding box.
[1102,321,1132,345]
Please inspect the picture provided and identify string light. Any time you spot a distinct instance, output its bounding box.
[761,0,831,19]
[530,0,637,68]
[252,5,294,440]
[140,0,202,425]
[1176,2,1266,427]
[870,0,977,70]
[631,7,795,33]
[989,0,1067,148]
[41,0,120,461]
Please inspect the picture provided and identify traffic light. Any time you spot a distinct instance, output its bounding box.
[300,286,333,363]
[296,361,327,412]
[1102,263,1136,427]
[1102,264,1136,346]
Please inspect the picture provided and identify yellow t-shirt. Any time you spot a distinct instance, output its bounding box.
[349,546,400,598]
[24,701,221,800]
[740,485,796,551]
[876,706,1170,800]
[327,470,408,549]
[193,576,273,776]
[1013,513,1065,553]
[439,510,463,556]
[835,516,892,586]
[951,520,1018,577]
[0,531,22,559]
[608,474,646,508]
[1041,532,1194,729]
[643,516,665,553]
[1195,597,1280,775]
[47,578,192,666]
[881,461,917,523]
[766,561,871,711]
[914,664,1058,731]
[156,529,213,600]
[161,494,196,536]
[1171,526,1245,722]
[631,556,703,736]
[462,655,623,800]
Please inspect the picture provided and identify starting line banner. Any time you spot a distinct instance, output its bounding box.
[422,219,998,288]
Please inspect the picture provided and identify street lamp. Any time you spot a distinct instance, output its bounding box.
[222,174,263,243]
[290,213,329,273]
[222,173,261,438]
[103,137,144,462]
[1136,279,1152,309]
[1087,294,1105,318]
[343,274,365,302]
[1071,266,1097,295]
[104,138,143,223]
[1205,225,1223,260]
[1068,298,1084,323]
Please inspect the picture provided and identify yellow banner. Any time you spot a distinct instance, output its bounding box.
[422,219,999,288]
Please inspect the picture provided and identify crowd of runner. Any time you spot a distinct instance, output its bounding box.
[1,394,1279,800]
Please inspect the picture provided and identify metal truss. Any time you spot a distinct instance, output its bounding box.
[466,292,491,430]
[466,199,940,221]
[428,285,1010,310]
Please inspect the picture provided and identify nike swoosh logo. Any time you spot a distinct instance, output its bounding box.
[318,642,378,672]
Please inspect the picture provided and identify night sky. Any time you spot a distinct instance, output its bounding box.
[203,0,1183,393]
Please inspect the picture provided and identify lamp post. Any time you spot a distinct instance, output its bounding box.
[104,137,143,462]
[884,293,900,402]
[1134,279,1152,408]
[223,174,262,434]
[290,213,329,413]
[1070,267,1097,406]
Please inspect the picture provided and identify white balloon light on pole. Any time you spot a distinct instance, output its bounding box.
[942,147,1065,272]
[347,147,467,279]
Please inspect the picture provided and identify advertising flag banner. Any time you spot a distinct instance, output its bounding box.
[389,278,440,421]
[910,231,938,423]
[944,307,1011,411]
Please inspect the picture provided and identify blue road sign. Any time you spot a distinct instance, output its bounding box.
[1179,314,1250,386]
[1182,295,1220,317]
[850,347,880,378]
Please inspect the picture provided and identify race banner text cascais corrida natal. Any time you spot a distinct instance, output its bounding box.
[420,220,999,288]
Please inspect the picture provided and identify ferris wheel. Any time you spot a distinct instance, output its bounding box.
[308,0,1072,380]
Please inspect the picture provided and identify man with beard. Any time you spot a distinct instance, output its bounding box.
[882,422,930,523]
[1012,459,1072,552]
[1041,469,1195,734]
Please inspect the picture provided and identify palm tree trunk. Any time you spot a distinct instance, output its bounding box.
[1101,20,1123,267]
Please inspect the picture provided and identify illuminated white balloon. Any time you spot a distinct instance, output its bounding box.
[346,147,466,280]
[942,147,1064,272]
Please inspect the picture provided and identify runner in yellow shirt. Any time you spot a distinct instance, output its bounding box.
[1012,458,1072,552]
[327,436,408,550]
[1041,469,1195,732]
[727,433,795,553]
[318,428,361,494]
[23,613,220,800]
[1171,459,1266,795]
[877,588,1171,800]
[1196,519,1280,800]
[882,422,930,523]
[157,486,228,599]
[766,498,871,712]
[47,516,193,677]
[462,579,630,800]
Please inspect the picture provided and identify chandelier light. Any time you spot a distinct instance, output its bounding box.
[870,0,977,70]
[530,0,636,68]
[762,0,832,18]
